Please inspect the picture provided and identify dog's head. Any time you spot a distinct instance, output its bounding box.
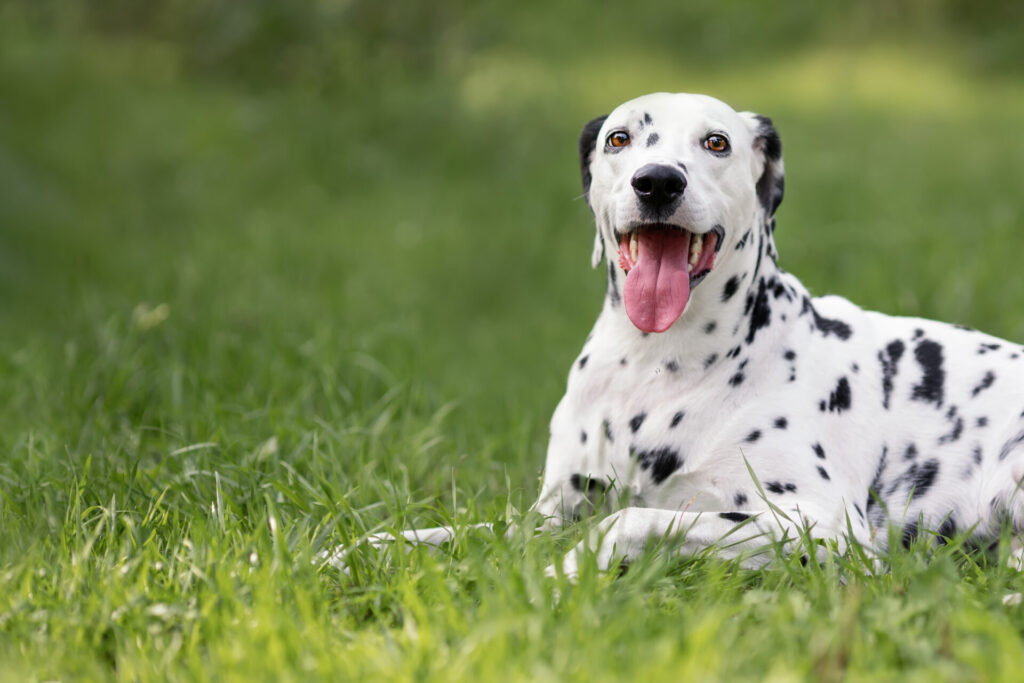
[579,93,784,333]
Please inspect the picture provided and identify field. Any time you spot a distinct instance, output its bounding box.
[3,2,1024,680]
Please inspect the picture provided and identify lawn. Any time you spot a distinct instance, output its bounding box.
[3,2,1024,680]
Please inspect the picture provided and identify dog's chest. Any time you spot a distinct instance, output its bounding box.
[546,325,782,508]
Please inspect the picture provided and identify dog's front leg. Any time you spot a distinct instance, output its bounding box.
[547,505,841,579]
[322,523,496,571]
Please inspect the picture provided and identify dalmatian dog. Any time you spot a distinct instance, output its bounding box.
[334,92,1024,578]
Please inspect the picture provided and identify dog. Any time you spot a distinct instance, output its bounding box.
[333,92,1024,578]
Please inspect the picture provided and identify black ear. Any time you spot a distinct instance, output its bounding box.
[578,115,608,203]
[750,114,785,217]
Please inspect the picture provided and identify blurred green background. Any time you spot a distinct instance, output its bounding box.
[3,0,1024,515]
[3,1,1024,678]
[2,0,1024,507]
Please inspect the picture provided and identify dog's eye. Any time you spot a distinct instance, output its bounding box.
[607,131,631,148]
[703,134,730,154]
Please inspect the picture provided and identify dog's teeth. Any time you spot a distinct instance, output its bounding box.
[630,232,638,262]
[688,233,704,267]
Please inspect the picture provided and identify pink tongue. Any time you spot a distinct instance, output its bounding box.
[623,231,691,333]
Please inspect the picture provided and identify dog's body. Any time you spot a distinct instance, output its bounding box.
[339,93,1024,576]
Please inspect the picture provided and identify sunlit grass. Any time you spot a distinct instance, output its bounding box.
[2,8,1024,680]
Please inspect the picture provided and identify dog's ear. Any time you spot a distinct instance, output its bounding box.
[579,114,608,267]
[578,114,608,204]
[740,112,785,218]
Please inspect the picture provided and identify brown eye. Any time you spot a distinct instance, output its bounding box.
[703,134,730,154]
[607,131,631,148]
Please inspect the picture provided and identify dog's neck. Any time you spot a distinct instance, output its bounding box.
[596,216,807,374]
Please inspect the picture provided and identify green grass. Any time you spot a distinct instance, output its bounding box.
[3,4,1024,680]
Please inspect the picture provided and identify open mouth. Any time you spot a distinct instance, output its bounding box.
[615,225,723,333]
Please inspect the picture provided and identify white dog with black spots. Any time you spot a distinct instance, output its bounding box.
[331,92,1024,579]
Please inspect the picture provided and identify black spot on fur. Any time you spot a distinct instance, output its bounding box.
[910,459,940,498]
[745,279,772,345]
[998,429,1024,460]
[817,466,830,481]
[720,274,737,301]
[603,419,614,443]
[913,329,924,340]
[973,445,983,464]
[938,405,964,445]
[774,417,788,429]
[726,346,742,359]
[578,355,589,370]
[971,370,996,397]
[734,492,748,507]
[814,312,852,340]
[936,518,957,544]
[646,132,660,147]
[629,413,646,433]
[802,299,852,340]
[902,521,919,548]
[570,473,608,495]
[904,443,918,460]
[704,321,717,334]
[878,339,905,410]
[826,376,852,414]
[911,339,945,407]
[665,359,679,372]
[745,430,762,443]
[620,357,628,365]
[812,443,825,459]
[765,481,797,495]
[784,350,796,361]
[643,112,653,125]
[752,230,765,276]
[976,416,988,428]
[978,343,1001,355]
[703,353,718,369]
[632,446,682,484]
[670,411,685,428]
[729,372,745,387]
[719,512,751,523]
[580,430,587,444]
[866,445,888,517]
[735,229,751,251]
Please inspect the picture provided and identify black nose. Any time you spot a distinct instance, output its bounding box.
[631,164,687,207]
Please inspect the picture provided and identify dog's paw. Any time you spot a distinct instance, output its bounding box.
[317,533,403,574]
[544,551,581,582]
[317,545,355,574]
